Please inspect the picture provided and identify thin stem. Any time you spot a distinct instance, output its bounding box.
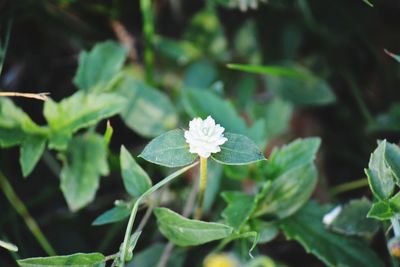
[119,162,198,267]
[0,92,49,101]
[0,18,12,76]
[156,171,200,267]
[0,171,56,256]
[140,0,155,84]
[195,157,208,220]
[330,177,369,195]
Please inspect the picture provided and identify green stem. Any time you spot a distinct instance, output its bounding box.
[330,177,369,195]
[0,171,56,256]
[119,162,198,266]
[195,157,207,220]
[140,0,155,84]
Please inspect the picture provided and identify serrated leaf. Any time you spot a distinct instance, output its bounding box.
[44,91,125,150]
[17,253,106,267]
[211,133,266,165]
[60,134,109,211]
[139,129,197,167]
[366,140,395,200]
[92,205,131,226]
[367,200,394,220]
[328,198,380,237]
[255,164,317,219]
[19,136,46,177]
[280,202,385,267]
[120,146,152,197]
[0,98,47,147]
[74,41,127,91]
[221,191,255,230]
[154,207,233,246]
[267,137,321,176]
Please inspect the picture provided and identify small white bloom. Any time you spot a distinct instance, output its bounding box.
[184,116,228,158]
[322,206,342,226]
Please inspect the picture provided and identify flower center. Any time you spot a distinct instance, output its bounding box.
[202,127,210,136]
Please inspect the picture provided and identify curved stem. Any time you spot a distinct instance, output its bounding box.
[0,171,56,256]
[119,162,198,267]
[195,157,208,220]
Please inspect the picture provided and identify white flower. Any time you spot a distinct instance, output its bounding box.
[184,116,228,158]
[322,206,342,226]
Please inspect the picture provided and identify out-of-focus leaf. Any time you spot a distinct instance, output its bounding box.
[116,75,178,138]
[221,191,255,230]
[368,104,400,133]
[384,49,400,63]
[73,41,127,92]
[365,140,394,200]
[184,9,227,60]
[183,60,217,89]
[154,35,201,65]
[0,98,47,147]
[154,207,233,246]
[255,164,317,219]
[328,198,380,237]
[227,64,306,78]
[18,253,106,267]
[120,146,152,197]
[19,136,46,177]
[280,202,385,267]
[139,129,197,167]
[203,160,223,212]
[0,239,18,252]
[251,220,279,244]
[44,91,125,150]
[265,65,336,106]
[60,133,109,211]
[92,205,131,226]
[212,133,266,165]
[233,20,261,64]
[183,89,249,136]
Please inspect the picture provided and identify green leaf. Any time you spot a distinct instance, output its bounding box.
[328,198,380,237]
[129,243,186,267]
[125,231,142,262]
[0,98,47,147]
[19,136,46,177]
[182,89,249,136]
[154,207,233,246]
[255,164,317,219]
[221,191,255,230]
[227,64,307,78]
[385,142,400,185]
[265,65,336,106]
[261,98,293,143]
[0,239,18,252]
[184,61,217,89]
[211,133,266,165]
[367,200,394,220]
[92,205,131,226]
[203,160,223,212]
[154,35,201,65]
[280,202,385,267]
[117,75,178,137]
[250,220,279,244]
[266,137,321,176]
[366,140,395,200]
[73,41,127,91]
[139,129,197,167]
[120,146,152,197]
[18,253,106,267]
[44,91,125,150]
[60,134,109,211]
